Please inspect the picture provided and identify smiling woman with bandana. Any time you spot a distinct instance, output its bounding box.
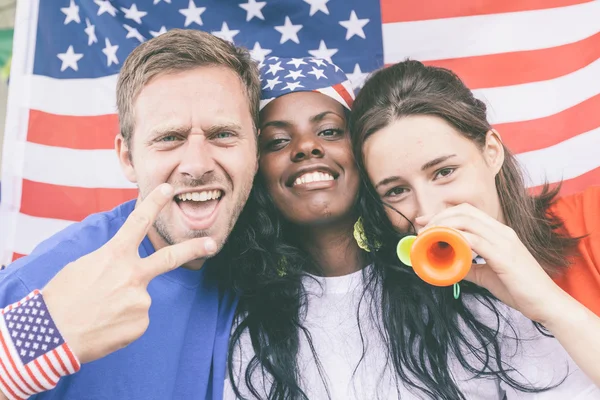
[220,57,599,400]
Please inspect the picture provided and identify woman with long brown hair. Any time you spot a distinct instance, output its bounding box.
[350,59,600,390]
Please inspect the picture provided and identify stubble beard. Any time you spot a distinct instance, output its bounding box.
[153,179,252,255]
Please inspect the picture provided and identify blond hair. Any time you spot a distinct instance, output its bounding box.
[116,29,261,146]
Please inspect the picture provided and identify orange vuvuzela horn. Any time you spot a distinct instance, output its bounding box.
[396,226,472,287]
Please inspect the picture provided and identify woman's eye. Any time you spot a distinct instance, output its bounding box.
[385,187,407,197]
[318,128,343,138]
[434,167,456,179]
[266,138,289,150]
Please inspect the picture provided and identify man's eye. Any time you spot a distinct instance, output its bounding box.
[215,132,234,139]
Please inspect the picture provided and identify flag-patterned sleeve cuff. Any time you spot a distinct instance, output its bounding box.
[0,290,81,400]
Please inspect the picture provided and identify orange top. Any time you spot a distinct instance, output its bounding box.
[550,185,600,316]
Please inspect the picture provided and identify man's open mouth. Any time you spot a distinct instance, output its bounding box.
[173,189,224,230]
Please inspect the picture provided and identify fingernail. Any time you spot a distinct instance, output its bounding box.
[204,239,217,253]
[160,184,173,197]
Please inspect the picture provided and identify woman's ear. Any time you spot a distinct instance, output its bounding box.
[483,129,505,175]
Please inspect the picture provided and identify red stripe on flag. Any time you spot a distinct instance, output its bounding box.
[496,93,600,154]
[11,253,26,262]
[20,180,137,221]
[0,329,35,395]
[43,354,60,378]
[380,0,591,23]
[33,359,56,387]
[420,31,600,90]
[0,351,32,397]
[54,350,68,376]
[61,344,81,373]
[332,83,354,108]
[23,364,45,392]
[529,166,600,197]
[27,110,119,150]
[0,373,23,400]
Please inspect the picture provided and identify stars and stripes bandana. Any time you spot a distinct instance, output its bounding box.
[0,290,80,400]
[259,56,355,111]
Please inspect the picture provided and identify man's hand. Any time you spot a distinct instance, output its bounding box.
[42,183,217,364]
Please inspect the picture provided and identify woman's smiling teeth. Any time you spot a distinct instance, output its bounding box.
[176,190,222,202]
[293,171,335,186]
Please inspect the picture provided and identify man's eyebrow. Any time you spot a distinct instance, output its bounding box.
[149,124,191,137]
[203,123,243,136]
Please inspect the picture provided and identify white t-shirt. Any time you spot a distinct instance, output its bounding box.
[224,266,599,399]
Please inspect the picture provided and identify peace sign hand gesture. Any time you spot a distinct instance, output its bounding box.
[42,184,217,364]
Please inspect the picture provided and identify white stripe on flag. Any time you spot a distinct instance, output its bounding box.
[475,57,600,124]
[55,346,77,375]
[22,143,136,189]
[25,360,55,391]
[0,370,27,400]
[28,74,118,116]
[45,351,64,376]
[0,315,42,395]
[517,126,600,187]
[382,1,600,63]
[12,214,74,256]
[317,86,350,109]
[21,58,600,129]
[36,354,60,383]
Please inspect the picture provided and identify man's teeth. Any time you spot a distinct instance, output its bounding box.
[176,190,222,202]
[294,171,335,186]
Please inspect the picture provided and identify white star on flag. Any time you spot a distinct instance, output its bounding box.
[121,4,148,24]
[57,46,83,72]
[347,63,369,89]
[95,0,118,17]
[303,0,330,16]
[150,26,168,37]
[283,81,304,91]
[239,0,266,21]
[285,70,305,80]
[250,42,272,63]
[275,16,303,44]
[309,58,326,67]
[267,61,285,76]
[123,24,145,43]
[84,18,98,45]
[287,58,307,68]
[154,0,171,3]
[102,38,119,66]
[339,10,369,40]
[308,40,338,63]
[212,22,239,43]
[61,0,80,24]
[179,0,206,27]
[264,76,282,90]
[308,66,326,79]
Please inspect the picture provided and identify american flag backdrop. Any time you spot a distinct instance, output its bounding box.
[1,0,599,266]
